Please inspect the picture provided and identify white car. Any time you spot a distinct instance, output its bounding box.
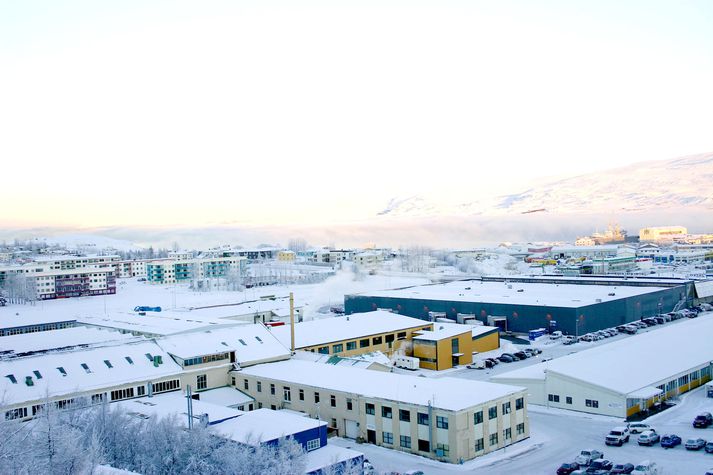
[637,430,659,446]
[628,422,651,434]
[631,460,658,475]
[574,449,603,466]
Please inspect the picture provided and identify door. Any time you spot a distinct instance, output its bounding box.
[367,429,376,444]
[345,420,358,439]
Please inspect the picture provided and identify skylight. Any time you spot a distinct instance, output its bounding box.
[33,370,42,379]
[238,339,247,346]
[57,367,67,376]
[125,356,134,365]
[5,374,17,384]
[81,363,91,373]
[104,360,113,368]
[145,353,153,361]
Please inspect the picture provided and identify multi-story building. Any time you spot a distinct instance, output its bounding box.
[352,251,383,268]
[145,256,246,284]
[114,259,148,278]
[639,226,688,242]
[277,250,296,262]
[0,264,116,300]
[236,359,529,463]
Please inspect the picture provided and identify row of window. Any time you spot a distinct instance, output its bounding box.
[473,423,526,452]
[473,398,524,425]
[0,321,73,336]
[547,394,599,408]
[183,353,230,367]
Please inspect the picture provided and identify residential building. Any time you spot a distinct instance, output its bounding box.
[639,226,688,242]
[277,250,296,262]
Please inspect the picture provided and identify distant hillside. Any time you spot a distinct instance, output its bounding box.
[378,152,713,217]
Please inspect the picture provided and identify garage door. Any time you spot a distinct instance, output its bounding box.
[345,419,358,439]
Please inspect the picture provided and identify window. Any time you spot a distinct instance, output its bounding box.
[347,398,353,410]
[489,433,499,446]
[57,367,67,376]
[306,439,321,451]
[5,374,17,384]
[271,405,276,410]
[488,406,497,420]
[284,387,291,402]
[346,341,357,351]
[145,353,153,361]
[151,379,180,393]
[270,383,276,395]
[91,393,105,404]
[417,412,429,425]
[548,394,560,403]
[436,415,448,429]
[382,432,393,444]
[197,374,207,390]
[399,409,411,422]
[366,403,375,415]
[330,395,336,407]
[332,344,343,353]
[372,336,382,345]
[125,356,134,365]
[517,423,525,435]
[81,363,91,374]
[314,392,320,403]
[475,438,484,451]
[474,410,483,424]
[257,381,262,392]
[381,406,392,418]
[5,408,27,420]
[502,402,511,414]
[318,346,329,354]
[503,428,511,440]
[515,397,524,410]
[360,339,370,348]
[385,334,395,343]
[137,385,145,397]
[104,360,113,369]
[397,332,406,340]
[110,387,135,401]
[418,439,430,452]
[299,389,304,401]
[244,379,249,390]
[451,338,459,353]
[585,399,599,408]
[566,396,573,405]
[436,443,449,457]
[400,435,411,448]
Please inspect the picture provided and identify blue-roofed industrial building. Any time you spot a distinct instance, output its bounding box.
[345,276,695,336]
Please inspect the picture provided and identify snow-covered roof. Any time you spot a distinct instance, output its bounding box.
[0,340,182,406]
[496,314,713,395]
[293,350,392,369]
[77,311,245,336]
[0,312,77,331]
[186,297,303,319]
[0,327,137,359]
[269,311,431,348]
[349,280,669,308]
[195,387,254,407]
[413,325,470,341]
[304,445,363,474]
[116,392,243,426]
[157,324,290,366]
[214,408,326,445]
[471,325,500,338]
[240,359,524,411]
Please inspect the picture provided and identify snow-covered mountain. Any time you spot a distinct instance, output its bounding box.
[378,152,713,217]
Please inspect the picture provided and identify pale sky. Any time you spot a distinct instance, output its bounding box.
[2,0,712,228]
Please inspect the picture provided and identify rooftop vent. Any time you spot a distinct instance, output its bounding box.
[25,376,33,386]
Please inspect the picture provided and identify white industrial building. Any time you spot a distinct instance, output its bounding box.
[491,314,713,418]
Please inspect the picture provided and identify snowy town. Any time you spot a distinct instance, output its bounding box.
[1,225,713,474]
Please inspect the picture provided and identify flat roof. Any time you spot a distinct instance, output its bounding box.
[77,312,245,336]
[495,312,713,395]
[240,359,524,411]
[0,327,137,359]
[214,408,327,445]
[0,340,182,406]
[157,324,290,365]
[196,387,254,407]
[304,445,363,474]
[413,325,471,341]
[116,392,243,426]
[0,312,77,331]
[349,280,669,308]
[269,311,431,348]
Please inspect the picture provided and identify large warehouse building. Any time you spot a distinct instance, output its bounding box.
[490,314,713,419]
[345,276,693,335]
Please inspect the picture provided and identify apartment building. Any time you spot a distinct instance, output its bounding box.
[145,256,246,284]
[114,259,148,278]
[236,359,529,463]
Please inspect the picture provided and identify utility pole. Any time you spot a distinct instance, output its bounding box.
[186,385,194,430]
[290,292,296,355]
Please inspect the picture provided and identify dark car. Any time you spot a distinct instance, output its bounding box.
[694,412,713,428]
[586,459,613,474]
[514,351,528,360]
[556,462,580,475]
[705,441,713,453]
[609,463,635,474]
[498,354,515,363]
[660,434,682,448]
[483,359,496,368]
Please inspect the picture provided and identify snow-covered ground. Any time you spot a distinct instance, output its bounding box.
[0,269,430,325]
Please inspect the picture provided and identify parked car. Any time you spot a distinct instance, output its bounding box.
[705,441,713,454]
[660,434,682,448]
[685,438,706,450]
[693,412,713,428]
[466,361,485,369]
[628,423,650,434]
[631,460,658,475]
[484,358,498,367]
[557,462,581,475]
[550,330,563,339]
[498,353,515,363]
[607,328,619,336]
[620,325,638,334]
[610,463,635,474]
[605,426,631,446]
[575,449,603,466]
[637,430,660,446]
[580,334,595,342]
[585,459,613,474]
[513,351,529,360]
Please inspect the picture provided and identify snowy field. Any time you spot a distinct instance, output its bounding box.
[0,269,430,324]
